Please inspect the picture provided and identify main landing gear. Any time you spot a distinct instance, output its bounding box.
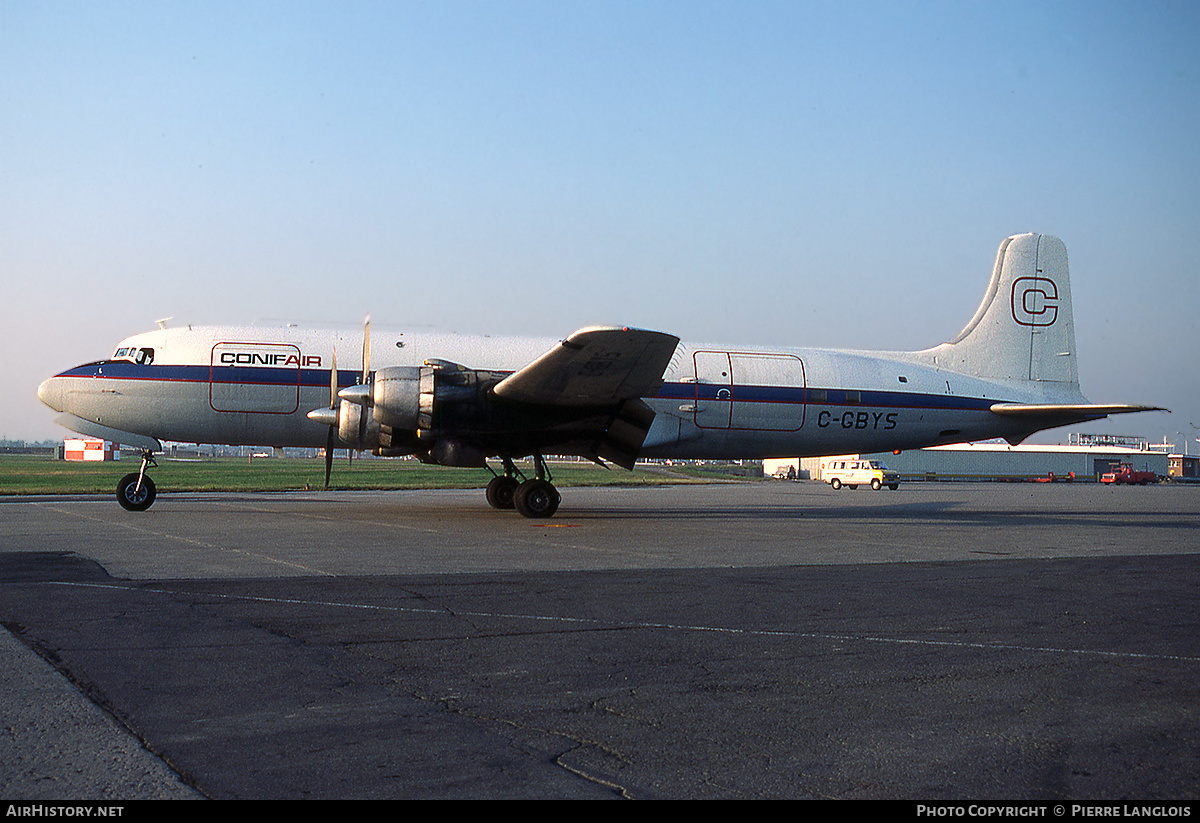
[485,455,561,519]
[116,450,158,511]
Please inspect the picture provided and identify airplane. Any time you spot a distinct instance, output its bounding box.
[38,233,1163,517]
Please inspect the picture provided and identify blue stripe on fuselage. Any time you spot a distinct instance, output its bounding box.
[62,362,1004,414]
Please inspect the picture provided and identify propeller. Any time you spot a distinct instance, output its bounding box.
[359,316,371,447]
[308,317,372,488]
[324,347,338,487]
[305,348,339,487]
[335,319,373,401]
[334,317,374,461]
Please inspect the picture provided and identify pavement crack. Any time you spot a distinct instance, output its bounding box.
[403,682,640,798]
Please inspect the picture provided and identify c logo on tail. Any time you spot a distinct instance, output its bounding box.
[1011,277,1059,327]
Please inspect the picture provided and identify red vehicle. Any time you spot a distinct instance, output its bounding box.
[1101,463,1157,485]
[1034,471,1075,483]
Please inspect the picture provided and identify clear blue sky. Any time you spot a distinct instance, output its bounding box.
[3,0,1197,447]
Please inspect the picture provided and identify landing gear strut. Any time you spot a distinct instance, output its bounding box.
[486,455,560,518]
[116,450,158,511]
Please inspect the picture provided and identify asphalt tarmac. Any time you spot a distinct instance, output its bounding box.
[1,481,1198,799]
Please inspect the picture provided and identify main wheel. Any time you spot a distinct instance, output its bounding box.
[514,479,560,518]
[116,473,157,511]
[485,476,519,509]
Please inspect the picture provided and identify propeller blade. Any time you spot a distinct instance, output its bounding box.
[358,317,371,446]
[362,316,371,382]
[329,347,338,409]
[325,347,338,488]
[324,428,335,489]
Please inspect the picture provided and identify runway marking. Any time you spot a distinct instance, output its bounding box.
[207,500,443,534]
[43,580,1200,665]
[30,503,336,576]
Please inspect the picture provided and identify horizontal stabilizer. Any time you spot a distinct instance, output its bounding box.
[989,403,1167,418]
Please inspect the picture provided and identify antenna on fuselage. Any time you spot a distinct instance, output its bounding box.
[155,317,172,329]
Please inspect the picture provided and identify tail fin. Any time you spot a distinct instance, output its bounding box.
[927,233,1078,384]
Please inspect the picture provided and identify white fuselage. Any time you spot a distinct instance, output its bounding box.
[38,322,1086,460]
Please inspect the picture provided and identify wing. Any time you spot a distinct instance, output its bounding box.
[491,326,680,469]
[493,326,680,406]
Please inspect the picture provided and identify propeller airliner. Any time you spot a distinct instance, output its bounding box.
[38,233,1162,517]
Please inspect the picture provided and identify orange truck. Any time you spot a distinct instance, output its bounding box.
[1101,463,1157,485]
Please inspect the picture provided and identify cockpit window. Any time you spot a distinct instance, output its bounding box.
[112,347,154,365]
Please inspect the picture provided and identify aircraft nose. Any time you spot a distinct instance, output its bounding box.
[38,376,63,412]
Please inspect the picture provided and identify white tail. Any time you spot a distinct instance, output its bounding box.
[926,233,1078,385]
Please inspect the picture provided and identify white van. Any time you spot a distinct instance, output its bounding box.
[823,459,900,491]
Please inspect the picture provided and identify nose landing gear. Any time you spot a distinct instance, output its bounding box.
[116,451,158,511]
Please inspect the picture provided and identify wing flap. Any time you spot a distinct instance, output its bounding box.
[493,326,680,406]
[594,399,658,469]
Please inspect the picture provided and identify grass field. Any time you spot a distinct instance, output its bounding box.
[0,454,744,496]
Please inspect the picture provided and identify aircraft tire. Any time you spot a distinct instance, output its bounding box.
[116,473,157,512]
[485,476,519,509]
[514,479,560,518]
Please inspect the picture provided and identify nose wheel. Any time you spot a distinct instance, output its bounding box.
[116,451,158,511]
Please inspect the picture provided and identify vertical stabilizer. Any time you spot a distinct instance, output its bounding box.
[926,233,1078,384]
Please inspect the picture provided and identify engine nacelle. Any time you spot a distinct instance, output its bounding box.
[371,366,433,431]
[366,364,505,464]
[337,397,379,451]
[321,364,500,459]
[425,438,487,468]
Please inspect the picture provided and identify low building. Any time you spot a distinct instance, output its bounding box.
[63,438,121,461]
[766,439,1170,483]
[860,442,1167,482]
[1169,454,1200,480]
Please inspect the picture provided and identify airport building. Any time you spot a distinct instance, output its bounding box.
[766,434,1174,483]
[63,438,122,462]
[1169,453,1200,480]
